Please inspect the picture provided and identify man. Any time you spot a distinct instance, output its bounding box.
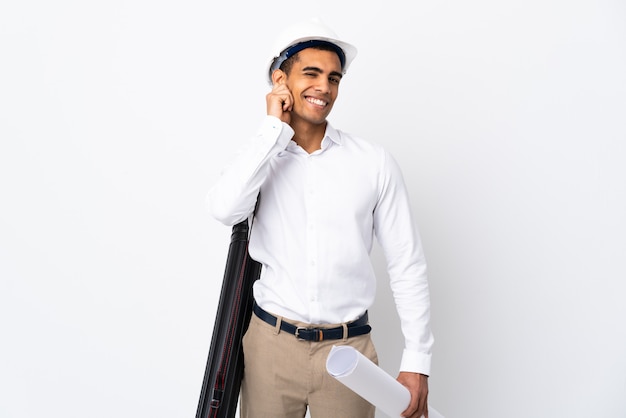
[207,18,433,418]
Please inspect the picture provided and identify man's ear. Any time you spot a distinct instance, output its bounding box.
[271,69,287,86]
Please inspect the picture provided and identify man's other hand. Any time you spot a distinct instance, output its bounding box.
[397,372,428,418]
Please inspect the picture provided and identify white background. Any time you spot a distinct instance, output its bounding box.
[1,1,625,417]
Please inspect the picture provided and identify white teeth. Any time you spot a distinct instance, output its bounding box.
[307,97,326,106]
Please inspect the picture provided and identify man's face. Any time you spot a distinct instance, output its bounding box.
[283,48,343,126]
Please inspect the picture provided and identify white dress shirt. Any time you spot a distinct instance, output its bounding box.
[207,116,434,375]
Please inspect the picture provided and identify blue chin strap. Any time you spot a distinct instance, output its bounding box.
[270,40,346,76]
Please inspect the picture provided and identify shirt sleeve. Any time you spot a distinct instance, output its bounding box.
[206,116,294,226]
[373,149,434,376]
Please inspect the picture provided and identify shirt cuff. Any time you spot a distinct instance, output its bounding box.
[257,115,294,150]
[399,348,432,376]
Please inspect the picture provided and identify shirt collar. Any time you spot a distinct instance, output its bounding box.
[285,121,343,154]
[324,121,343,146]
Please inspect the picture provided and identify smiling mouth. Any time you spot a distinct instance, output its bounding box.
[306,97,328,107]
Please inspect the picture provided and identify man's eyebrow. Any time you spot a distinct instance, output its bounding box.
[301,66,343,79]
[301,66,323,73]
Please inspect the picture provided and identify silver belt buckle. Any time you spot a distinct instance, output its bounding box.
[295,327,307,341]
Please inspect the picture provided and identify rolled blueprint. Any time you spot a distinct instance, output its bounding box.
[326,345,444,418]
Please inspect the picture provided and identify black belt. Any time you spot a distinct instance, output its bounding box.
[253,303,371,342]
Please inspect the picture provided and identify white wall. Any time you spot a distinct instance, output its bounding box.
[1,1,625,417]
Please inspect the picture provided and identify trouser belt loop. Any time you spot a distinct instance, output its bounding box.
[342,323,348,341]
[273,316,283,335]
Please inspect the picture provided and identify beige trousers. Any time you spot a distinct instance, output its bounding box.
[240,312,377,418]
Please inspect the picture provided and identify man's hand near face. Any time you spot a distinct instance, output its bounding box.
[266,79,293,124]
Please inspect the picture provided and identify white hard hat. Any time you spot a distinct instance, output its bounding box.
[266,18,358,85]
